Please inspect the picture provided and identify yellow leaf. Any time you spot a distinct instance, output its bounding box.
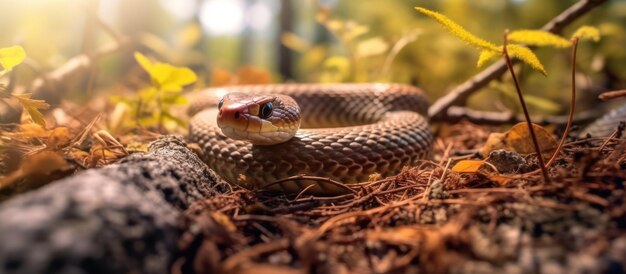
[342,21,369,41]
[414,7,499,52]
[0,45,26,73]
[451,160,485,173]
[176,23,202,49]
[356,37,389,58]
[281,32,311,53]
[134,51,155,77]
[571,25,601,42]
[508,30,571,48]
[13,93,50,127]
[320,56,350,83]
[160,66,197,91]
[134,51,197,91]
[506,44,546,76]
[477,49,501,67]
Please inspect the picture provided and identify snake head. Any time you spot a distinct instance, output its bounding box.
[217,92,301,145]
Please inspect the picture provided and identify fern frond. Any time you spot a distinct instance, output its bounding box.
[415,7,499,52]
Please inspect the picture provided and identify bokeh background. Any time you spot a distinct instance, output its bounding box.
[0,0,625,115]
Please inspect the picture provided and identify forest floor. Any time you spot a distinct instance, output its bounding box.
[1,114,625,273]
[169,121,626,274]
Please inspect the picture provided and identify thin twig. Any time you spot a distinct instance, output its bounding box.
[547,38,579,168]
[502,31,550,183]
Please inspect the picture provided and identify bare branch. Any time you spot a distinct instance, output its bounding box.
[445,106,599,126]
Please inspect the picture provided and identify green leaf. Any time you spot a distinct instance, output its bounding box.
[414,7,500,52]
[13,93,50,127]
[508,30,571,48]
[571,25,601,42]
[0,45,26,73]
[506,44,546,76]
[477,49,501,67]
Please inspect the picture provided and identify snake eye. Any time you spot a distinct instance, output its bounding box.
[259,102,273,119]
[217,98,224,110]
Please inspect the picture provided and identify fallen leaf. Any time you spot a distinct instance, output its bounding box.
[482,122,557,157]
[451,160,485,173]
[0,151,71,198]
[488,174,513,184]
[209,211,237,233]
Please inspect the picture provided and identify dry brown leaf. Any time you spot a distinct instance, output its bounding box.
[451,160,485,173]
[3,124,71,149]
[210,68,233,86]
[482,122,557,156]
[487,174,513,185]
[90,130,128,167]
[0,151,71,196]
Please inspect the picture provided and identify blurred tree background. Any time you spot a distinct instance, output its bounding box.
[0,0,624,115]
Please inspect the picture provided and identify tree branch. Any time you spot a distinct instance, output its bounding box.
[445,106,599,126]
[428,0,607,121]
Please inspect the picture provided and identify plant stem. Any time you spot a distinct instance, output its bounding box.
[502,31,550,183]
[547,38,579,168]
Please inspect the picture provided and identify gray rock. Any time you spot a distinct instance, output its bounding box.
[0,136,220,274]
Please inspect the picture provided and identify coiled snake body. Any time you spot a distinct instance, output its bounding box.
[189,83,432,194]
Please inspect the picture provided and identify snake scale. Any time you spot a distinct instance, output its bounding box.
[189,83,433,194]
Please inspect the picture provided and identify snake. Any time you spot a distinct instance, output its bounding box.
[188,83,433,194]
